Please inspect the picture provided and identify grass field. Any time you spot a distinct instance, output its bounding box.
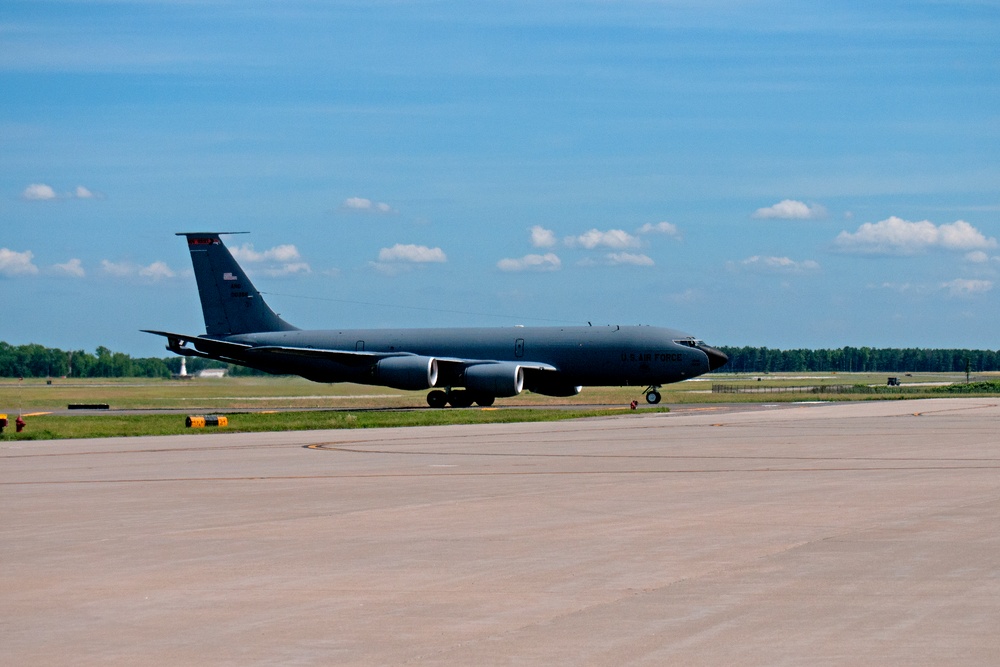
[0,407,662,441]
[1,372,997,440]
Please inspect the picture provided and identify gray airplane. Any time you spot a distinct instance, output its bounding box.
[144,233,727,407]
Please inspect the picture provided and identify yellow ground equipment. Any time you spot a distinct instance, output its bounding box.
[186,415,228,428]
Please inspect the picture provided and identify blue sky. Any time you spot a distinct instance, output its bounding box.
[2,0,998,357]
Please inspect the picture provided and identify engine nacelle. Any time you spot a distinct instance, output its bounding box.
[525,379,583,397]
[375,355,439,390]
[464,362,524,398]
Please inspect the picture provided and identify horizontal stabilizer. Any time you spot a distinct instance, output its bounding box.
[141,329,251,359]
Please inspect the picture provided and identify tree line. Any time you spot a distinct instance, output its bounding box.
[718,346,1000,374]
[0,342,238,379]
[2,341,999,378]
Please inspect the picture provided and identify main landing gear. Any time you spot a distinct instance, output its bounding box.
[427,389,495,408]
[644,386,662,404]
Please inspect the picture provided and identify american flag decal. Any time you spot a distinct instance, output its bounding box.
[223,272,237,281]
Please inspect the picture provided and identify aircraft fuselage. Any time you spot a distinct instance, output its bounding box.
[223,324,714,387]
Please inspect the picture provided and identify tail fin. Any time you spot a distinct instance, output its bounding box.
[179,232,298,336]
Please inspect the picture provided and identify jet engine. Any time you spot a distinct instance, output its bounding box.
[525,377,583,397]
[464,362,524,398]
[375,355,439,390]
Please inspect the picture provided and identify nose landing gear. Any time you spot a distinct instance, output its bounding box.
[643,386,662,404]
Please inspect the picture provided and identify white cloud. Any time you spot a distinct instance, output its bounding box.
[732,255,820,273]
[942,278,993,297]
[497,253,561,272]
[230,243,310,275]
[835,217,997,255]
[938,220,995,250]
[100,259,134,278]
[344,197,371,209]
[22,184,57,200]
[21,183,100,200]
[377,244,447,263]
[264,262,311,277]
[370,244,446,275]
[874,282,917,293]
[665,288,700,304]
[268,245,301,262]
[606,252,654,266]
[872,280,995,297]
[565,228,640,249]
[230,243,301,263]
[101,259,177,281]
[964,251,989,263]
[0,248,39,277]
[139,261,175,280]
[342,197,394,213]
[52,258,85,278]
[637,221,680,238]
[752,199,826,220]
[530,225,557,248]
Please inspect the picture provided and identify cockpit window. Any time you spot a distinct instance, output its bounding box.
[673,338,706,348]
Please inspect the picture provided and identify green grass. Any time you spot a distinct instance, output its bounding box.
[931,380,1000,394]
[0,406,665,441]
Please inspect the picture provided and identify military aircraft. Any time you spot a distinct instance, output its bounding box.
[144,233,727,407]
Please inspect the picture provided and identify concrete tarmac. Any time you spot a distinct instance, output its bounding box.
[3,398,1000,665]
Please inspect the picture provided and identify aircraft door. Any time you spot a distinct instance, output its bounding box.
[515,338,525,358]
[356,340,365,351]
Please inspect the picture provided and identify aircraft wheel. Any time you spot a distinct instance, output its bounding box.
[427,390,448,408]
[474,395,495,407]
[448,389,474,408]
[645,391,661,405]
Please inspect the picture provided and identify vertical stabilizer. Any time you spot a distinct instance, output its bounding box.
[179,232,297,335]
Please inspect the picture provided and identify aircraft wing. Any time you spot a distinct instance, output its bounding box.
[248,345,559,373]
[248,345,387,366]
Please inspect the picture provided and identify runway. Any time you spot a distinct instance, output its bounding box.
[4,398,1000,665]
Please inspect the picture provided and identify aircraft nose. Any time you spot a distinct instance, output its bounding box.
[699,345,729,371]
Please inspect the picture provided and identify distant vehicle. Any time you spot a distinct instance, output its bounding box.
[887,377,900,386]
[144,233,727,407]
